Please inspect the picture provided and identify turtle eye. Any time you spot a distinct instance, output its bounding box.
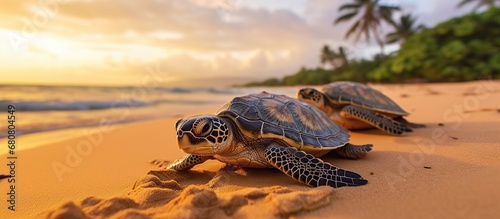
[193,119,213,137]
[300,88,313,97]
[200,122,212,137]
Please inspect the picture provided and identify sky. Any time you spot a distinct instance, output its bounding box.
[0,0,478,86]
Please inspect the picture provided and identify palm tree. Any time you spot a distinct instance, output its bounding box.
[320,45,339,69]
[337,46,349,67]
[320,45,349,69]
[385,14,424,44]
[334,0,400,56]
[457,0,499,11]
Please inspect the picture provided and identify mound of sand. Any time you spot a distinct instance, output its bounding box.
[39,168,334,219]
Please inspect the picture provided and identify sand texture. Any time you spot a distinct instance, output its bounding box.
[1,81,499,219]
[40,168,335,219]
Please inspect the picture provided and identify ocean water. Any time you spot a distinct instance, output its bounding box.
[0,84,300,138]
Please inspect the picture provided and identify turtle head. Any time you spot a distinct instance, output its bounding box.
[297,88,326,111]
[175,115,231,156]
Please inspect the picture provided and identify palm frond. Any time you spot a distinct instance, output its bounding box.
[457,0,475,8]
[335,11,359,24]
[345,20,361,39]
[378,6,400,26]
[379,5,401,10]
[339,3,362,11]
[385,32,399,44]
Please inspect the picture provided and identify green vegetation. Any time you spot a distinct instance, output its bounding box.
[241,6,500,86]
[373,7,500,82]
[239,58,383,86]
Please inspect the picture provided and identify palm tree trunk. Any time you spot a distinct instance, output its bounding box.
[378,39,385,58]
[374,28,386,59]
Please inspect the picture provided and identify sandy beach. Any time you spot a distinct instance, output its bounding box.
[1,81,500,219]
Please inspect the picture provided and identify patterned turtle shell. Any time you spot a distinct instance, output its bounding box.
[216,92,350,156]
[322,81,409,116]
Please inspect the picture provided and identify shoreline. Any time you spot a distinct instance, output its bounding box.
[0,114,181,156]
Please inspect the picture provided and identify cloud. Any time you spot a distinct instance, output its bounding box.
[1,0,340,82]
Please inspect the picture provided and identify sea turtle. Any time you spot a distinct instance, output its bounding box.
[167,92,372,188]
[297,81,425,135]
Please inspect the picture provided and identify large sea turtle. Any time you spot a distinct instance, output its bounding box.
[297,81,425,135]
[167,92,372,188]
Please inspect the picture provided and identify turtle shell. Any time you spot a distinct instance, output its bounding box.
[216,92,350,156]
[322,81,409,116]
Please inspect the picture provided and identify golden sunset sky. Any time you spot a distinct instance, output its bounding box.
[0,0,474,86]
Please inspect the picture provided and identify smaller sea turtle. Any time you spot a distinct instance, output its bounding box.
[167,92,372,188]
[298,81,425,135]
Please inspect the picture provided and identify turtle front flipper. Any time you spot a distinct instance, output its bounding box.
[264,145,367,188]
[394,116,426,128]
[167,154,212,171]
[340,105,412,135]
[334,143,373,159]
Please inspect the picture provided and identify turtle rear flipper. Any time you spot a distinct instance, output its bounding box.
[334,143,373,159]
[394,116,426,128]
[167,154,212,171]
[265,145,367,188]
[340,105,412,135]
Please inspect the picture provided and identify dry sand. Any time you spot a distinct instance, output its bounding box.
[1,81,499,219]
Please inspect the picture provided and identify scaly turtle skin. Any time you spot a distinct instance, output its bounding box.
[298,81,425,135]
[168,92,372,188]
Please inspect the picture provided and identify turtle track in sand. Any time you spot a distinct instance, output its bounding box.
[38,168,334,219]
